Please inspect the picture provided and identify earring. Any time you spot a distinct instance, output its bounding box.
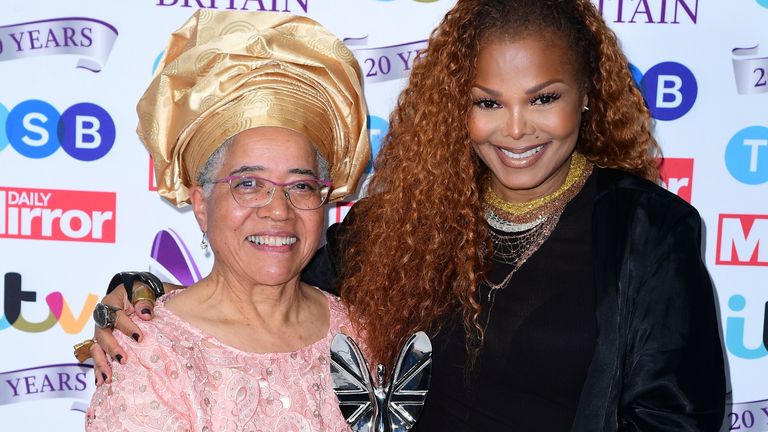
[582,105,590,112]
[200,233,208,250]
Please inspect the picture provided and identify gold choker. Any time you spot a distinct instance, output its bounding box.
[483,152,592,228]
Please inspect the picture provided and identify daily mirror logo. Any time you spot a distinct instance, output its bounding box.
[716,214,768,266]
[658,157,693,202]
[0,187,116,243]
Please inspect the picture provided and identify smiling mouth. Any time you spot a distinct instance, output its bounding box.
[498,144,545,159]
[247,235,297,246]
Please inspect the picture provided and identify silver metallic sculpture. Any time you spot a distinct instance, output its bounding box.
[330,332,433,432]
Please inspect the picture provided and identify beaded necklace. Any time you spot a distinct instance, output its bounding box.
[482,152,593,309]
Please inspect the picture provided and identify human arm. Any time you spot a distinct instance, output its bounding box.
[86,329,191,431]
[618,210,725,431]
[90,275,183,385]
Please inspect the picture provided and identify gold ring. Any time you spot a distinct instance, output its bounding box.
[132,284,156,307]
[73,339,96,363]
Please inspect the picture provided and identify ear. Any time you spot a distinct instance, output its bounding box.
[190,186,208,234]
[582,93,589,111]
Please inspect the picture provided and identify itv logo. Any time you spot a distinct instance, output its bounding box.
[1,273,99,334]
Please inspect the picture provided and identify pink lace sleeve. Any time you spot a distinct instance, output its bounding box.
[85,323,192,431]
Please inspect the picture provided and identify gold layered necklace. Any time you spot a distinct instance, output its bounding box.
[482,152,593,305]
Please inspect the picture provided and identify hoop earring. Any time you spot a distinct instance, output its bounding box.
[200,233,208,250]
[582,105,590,112]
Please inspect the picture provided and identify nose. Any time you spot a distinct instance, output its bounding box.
[504,107,534,139]
[256,186,292,221]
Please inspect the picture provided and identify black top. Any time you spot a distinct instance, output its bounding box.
[413,173,597,431]
[301,168,726,431]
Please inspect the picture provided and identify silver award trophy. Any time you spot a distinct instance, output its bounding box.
[330,331,432,432]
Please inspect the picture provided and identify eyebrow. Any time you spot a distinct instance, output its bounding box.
[228,165,317,177]
[472,79,565,97]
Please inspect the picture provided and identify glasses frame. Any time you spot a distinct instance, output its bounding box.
[211,175,333,210]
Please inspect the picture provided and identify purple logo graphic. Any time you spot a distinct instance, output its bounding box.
[150,228,203,286]
[733,45,768,95]
[0,363,92,410]
[345,37,426,84]
[640,62,697,121]
[155,0,308,13]
[596,0,698,24]
[0,18,118,72]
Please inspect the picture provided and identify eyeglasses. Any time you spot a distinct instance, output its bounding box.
[211,175,332,210]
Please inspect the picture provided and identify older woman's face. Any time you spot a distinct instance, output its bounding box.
[193,127,325,287]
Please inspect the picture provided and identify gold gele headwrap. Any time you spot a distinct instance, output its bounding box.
[137,10,370,206]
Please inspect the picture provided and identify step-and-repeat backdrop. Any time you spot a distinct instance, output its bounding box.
[0,0,766,430]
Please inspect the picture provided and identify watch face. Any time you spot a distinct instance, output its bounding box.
[93,304,115,328]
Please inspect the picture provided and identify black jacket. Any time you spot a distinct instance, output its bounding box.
[302,168,726,431]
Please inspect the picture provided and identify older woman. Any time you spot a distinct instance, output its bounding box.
[84,10,368,431]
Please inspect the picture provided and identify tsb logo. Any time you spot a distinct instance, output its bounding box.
[658,157,693,202]
[0,100,115,161]
[0,187,116,243]
[726,126,768,185]
[631,62,697,121]
[716,214,768,266]
[366,115,388,173]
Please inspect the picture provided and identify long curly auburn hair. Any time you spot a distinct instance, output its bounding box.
[340,0,660,365]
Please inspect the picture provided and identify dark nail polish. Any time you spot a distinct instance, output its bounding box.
[115,354,123,363]
[95,377,98,385]
[132,333,140,342]
[101,373,107,381]
[141,308,151,315]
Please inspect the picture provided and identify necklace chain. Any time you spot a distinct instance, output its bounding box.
[481,153,593,309]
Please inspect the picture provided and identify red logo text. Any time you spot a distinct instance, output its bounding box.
[659,157,694,203]
[716,214,768,266]
[0,187,116,243]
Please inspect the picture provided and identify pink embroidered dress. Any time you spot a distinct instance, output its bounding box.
[86,290,351,432]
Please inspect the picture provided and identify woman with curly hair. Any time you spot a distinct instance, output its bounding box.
[86,0,725,430]
[336,0,725,430]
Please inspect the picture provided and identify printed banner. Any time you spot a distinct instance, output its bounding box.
[0,363,92,406]
[733,45,768,95]
[0,17,118,72]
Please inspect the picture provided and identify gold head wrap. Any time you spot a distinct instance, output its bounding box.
[137,10,369,206]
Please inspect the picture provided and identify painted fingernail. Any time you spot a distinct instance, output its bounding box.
[101,373,107,381]
[115,354,123,363]
[95,377,98,385]
[132,333,140,342]
[141,308,151,316]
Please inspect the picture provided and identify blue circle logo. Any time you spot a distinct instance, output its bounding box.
[640,62,697,121]
[366,115,389,173]
[0,104,8,152]
[7,100,62,159]
[726,126,768,185]
[2,99,115,161]
[628,63,644,89]
[152,50,165,74]
[59,103,116,161]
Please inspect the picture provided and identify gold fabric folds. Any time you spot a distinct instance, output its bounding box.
[137,10,369,206]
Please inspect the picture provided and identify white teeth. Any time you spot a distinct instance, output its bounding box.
[499,144,544,159]
[247,235,297,246]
